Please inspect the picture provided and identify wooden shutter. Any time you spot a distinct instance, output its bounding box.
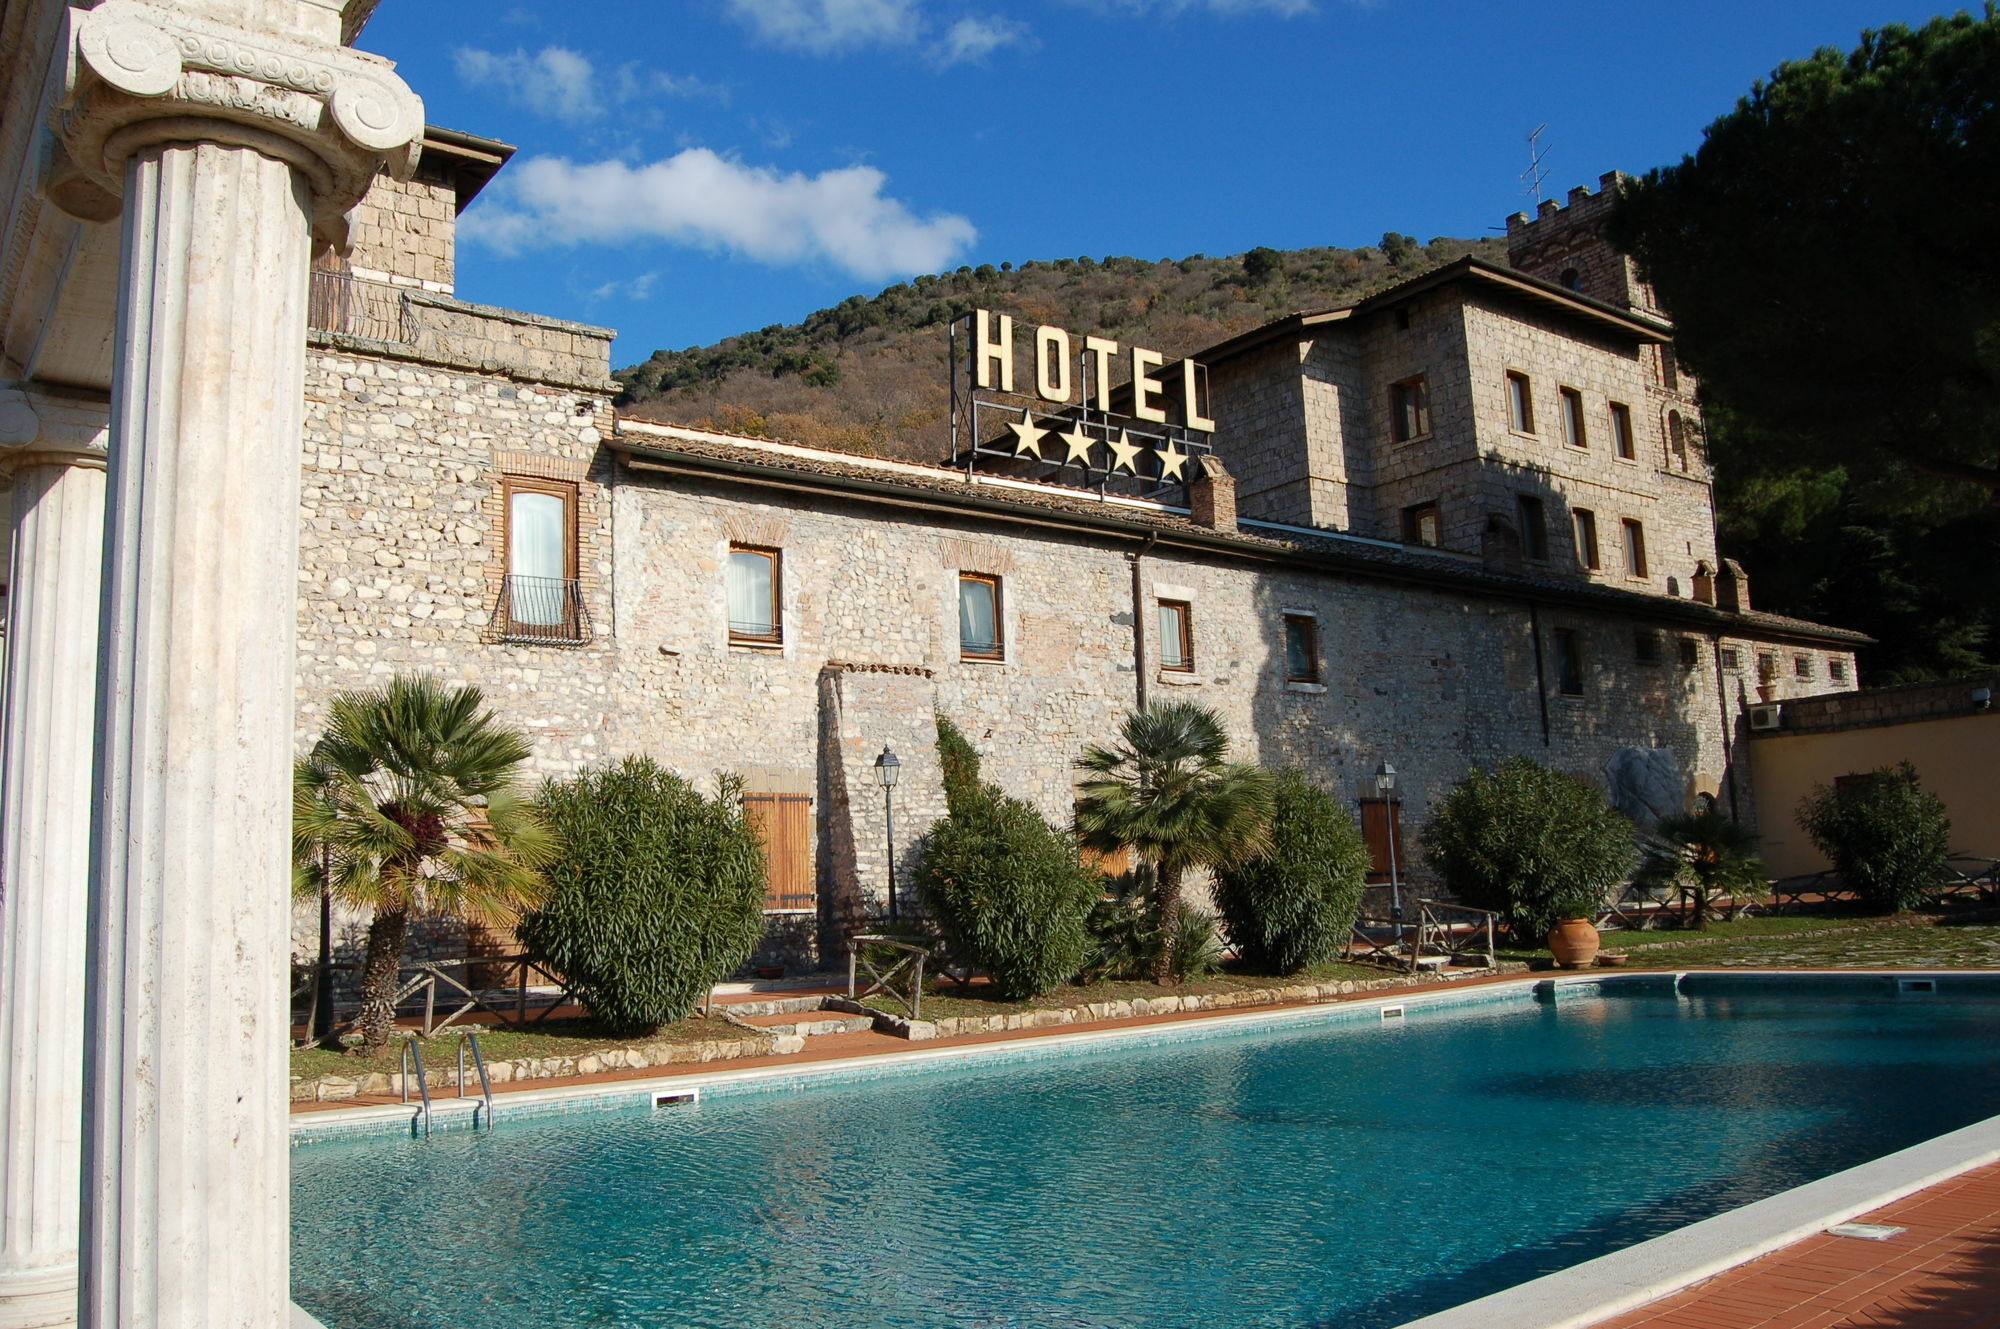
[1358,797,1404,885]
[1080,843,1136,877]
[742,793,814,911]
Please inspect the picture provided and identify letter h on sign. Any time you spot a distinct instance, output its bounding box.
[975,310,1014,392]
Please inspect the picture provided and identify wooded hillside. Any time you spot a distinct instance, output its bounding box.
[613,234,1507,462]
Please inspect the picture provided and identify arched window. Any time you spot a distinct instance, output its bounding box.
[1560,268,1582,292]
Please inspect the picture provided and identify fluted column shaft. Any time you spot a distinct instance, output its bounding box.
[0,449,107,1329]
[80,140,309,1329]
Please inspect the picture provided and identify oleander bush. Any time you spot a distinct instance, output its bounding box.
[518,757,768,1034]
[1797,761,1952,912]
[915,717,1099,999]
[1423,756,1636,942]
[1214,769,1371,974]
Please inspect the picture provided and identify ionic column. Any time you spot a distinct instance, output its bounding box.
[38,6,422,1326]
[0,395,109,1329]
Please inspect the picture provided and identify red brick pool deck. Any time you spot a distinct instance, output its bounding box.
[292,969,2000,1328]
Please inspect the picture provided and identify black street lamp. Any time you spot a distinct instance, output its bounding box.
[1376,760,1402,921]
[874,746,901,923]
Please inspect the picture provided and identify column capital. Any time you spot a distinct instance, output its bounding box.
[42,1,423,231]
[0,385,109,474]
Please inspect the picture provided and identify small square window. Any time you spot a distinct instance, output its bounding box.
[1506,372,1535,434]
[1830,658,1849,684]
[1283,614,1320,684]
[1554,627,1585,697]
[1720,647,1741,672]
[1678,638,1700,669]
[1390,375,1430,443]
[1559,387,1587,449]
[958,573,1003,661]
[1158,600,1194,672]
[1794,654,1814,680]
[727,545,782,645]
[1401,501,1441,548]
[1610,402,1636,460]
[1573,508,1600,571]
[1635,631,1660,665]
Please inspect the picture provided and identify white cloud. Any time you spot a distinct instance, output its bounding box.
[453,46,725,123]
[585,272,661,302]
[933,15,1032,64]
[724,0,925,53]
[464,150,977,281]
[453,46,604,123]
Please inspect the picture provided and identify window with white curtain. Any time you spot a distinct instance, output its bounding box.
[504,479,575,630]
[728,546,781,644]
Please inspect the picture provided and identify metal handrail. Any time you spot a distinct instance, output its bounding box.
[400,1039,433,1138]
[459,1031,496,1129]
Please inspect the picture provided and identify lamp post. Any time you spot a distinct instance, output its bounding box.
[875,746,902,923]
[1376,761,1402,921]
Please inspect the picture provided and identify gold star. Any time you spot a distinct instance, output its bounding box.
[1005,410,1048,460]
[1106,429,1141,474]
[1155,443,1189,481]
[1055,424,1095,466]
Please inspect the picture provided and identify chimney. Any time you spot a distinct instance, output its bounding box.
[1715,558,1750,613]
[1691,560,1716,606]
[1187,454,1237,530]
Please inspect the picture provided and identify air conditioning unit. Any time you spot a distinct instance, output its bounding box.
[1747,703,1783,732]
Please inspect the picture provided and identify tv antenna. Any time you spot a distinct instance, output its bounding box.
[1522,124,1551,204]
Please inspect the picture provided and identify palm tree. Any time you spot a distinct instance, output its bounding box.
[1635,807,1765,930]
[1074,701,1274,984]
[293,674,557,1053]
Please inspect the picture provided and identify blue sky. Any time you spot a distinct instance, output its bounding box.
[359,0,1962,369]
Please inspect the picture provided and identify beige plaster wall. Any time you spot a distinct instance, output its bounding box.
[1748,713,2000,877]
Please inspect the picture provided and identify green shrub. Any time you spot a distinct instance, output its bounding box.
[1078,871,1157,982]
[1422,756,1636,941]
[1214,769,1370,973]
[1166,903,1224,982]
[914,788,1099,999]
[916,717,1100,998]
[518,757,768,1034]
[1797,762,1951,912]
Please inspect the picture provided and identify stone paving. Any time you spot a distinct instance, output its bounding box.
[1626,920,2000,970]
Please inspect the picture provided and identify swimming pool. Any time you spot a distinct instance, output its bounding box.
[291,976,2000,1329]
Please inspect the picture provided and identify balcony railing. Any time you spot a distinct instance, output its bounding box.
[308,268,415,343]
[494,575,590,645]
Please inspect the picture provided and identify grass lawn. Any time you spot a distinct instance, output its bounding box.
[290,1014,759,1082]
[908,959,1408,1021]
[1500,910,2000,971]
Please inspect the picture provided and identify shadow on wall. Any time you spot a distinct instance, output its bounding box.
[1242,455,1727,895]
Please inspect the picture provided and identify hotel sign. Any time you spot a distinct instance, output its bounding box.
[950,309,1216,492]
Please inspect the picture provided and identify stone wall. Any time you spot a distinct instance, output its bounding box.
[1776,673,1998,735]
[1505,173,1663,318]
[341,166,457,292]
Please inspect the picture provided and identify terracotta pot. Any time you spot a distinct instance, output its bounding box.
[1546,918,1601,969]
[755,964,785,981]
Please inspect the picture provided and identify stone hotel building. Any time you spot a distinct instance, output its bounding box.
[0,10,1878,1318]
[284,155,1863,969]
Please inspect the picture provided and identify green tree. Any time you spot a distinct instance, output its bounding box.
[1074,702,1274,984]
[1609,10,2000,679]
[1422,756,1636,943]
[1607,8,2000,498]
[292,675,555,1054]
[1241,246,1284,284]
[1633,808,1765,930]
[1213,769,1371,974]
[518,758,769,1034]
[1797,762,1953,912]
[918,716,1100,998]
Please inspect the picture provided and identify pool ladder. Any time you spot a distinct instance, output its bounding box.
[400,1032,496,1137]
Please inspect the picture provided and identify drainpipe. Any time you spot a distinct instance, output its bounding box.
[1711,632,1740,820]
[1527,602,1550,746]
[1132,532,1157,711]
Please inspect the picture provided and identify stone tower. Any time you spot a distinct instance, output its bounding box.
[1505,172,1663,319]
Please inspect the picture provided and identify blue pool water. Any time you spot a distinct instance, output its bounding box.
[291,979,2000,1329]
